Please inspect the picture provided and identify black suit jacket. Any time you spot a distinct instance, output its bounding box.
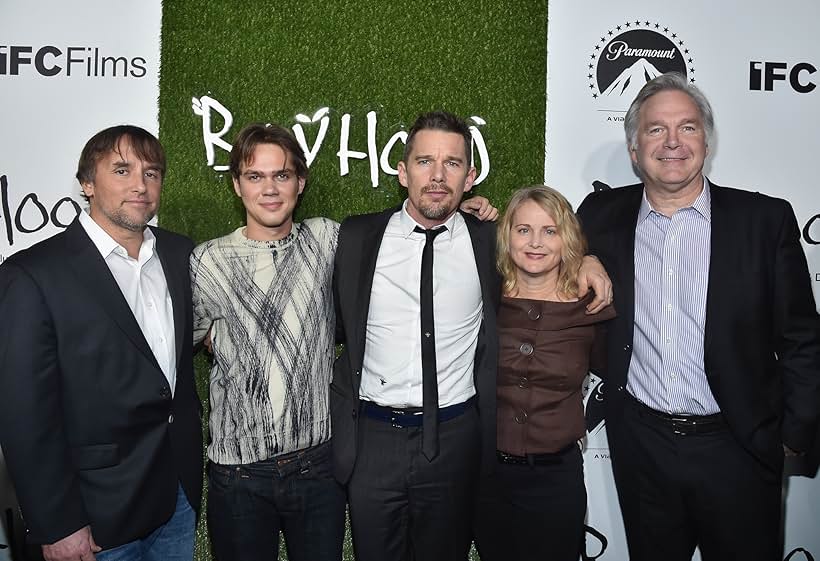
[577,181,820,473]
[0,218,203,547]
[330,208,500,483]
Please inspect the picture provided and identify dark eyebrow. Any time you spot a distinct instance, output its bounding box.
[241,167,294,175]
[413,154,465,163]
[110,160,162,173]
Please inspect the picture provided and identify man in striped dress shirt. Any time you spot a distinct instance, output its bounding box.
[578,73,820,561]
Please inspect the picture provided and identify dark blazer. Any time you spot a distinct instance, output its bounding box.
[0,218,203,548]
[330,208,500,484]
[577,181,820,473]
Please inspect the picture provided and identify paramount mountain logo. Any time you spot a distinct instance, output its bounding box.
[587,21,695,112]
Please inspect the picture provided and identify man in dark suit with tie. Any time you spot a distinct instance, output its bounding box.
[0,125,202,561]
[578,73,820,561]
[332,111,612,561]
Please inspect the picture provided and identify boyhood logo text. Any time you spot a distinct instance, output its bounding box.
[587,21,694,111]
[0,174,81,247]
[0,45,147,78]
[192,95,491,189]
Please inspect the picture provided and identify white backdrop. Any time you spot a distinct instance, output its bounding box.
[0,2,162,557]
[0,1,161,263]
[544,1,820,559]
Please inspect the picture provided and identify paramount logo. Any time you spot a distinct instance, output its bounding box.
[586,21,695,108]
[605,40,676,61]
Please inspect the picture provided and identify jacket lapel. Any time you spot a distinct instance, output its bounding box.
[703,182,731,358]
[612,186,643,335]
[461,211,498,311]
[153,228,186,369]
[351,208,396,370]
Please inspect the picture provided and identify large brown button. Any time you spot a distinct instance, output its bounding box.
[527,307,541,320]
[519,342,534,356]
[518,377,528,389]
[513,410,529,424]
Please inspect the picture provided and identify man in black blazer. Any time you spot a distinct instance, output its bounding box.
[0,126,202,561]
[578,74,820,561]
[332,111,497,561]
[332,111,611,561]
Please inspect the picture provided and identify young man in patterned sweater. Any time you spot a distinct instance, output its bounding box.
[190,122,496,561]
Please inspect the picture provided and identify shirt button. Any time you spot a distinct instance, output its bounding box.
[518,377,528,389]
[623,344,631,351]
[527,307,541,320]
[159,387,171,399]
[519,343,534,356]
[514,411,528,424]
[168,414,174,424]
[352,409,358,419]
[667,304,673,311]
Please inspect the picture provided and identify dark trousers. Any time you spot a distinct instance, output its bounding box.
[347,404,481,561]
[207,440,346,561]
[609,399,782,561]
[473,444,586,561]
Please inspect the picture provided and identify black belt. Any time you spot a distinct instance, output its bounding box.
[627,393,726,436]
[273,440,330,468]
[362,397,474,429]
[496,443,577,466]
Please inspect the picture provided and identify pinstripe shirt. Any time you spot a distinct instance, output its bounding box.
[627,180,720,415]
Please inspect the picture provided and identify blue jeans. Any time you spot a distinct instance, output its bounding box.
[96,483,195,561]
[207,440,346,561]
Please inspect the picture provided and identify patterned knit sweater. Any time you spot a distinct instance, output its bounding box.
[190,218,339,464]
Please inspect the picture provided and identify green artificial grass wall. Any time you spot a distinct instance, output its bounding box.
[158,1,548,559]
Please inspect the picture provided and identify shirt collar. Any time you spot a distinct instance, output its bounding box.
[79,210,155,259]
[638,176,712,223]
[399,199,458,241]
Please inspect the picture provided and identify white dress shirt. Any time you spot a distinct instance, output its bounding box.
[628,179,719,415]
[79,211,177,394]
[360,202,483,408]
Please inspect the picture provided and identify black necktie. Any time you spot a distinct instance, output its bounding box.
[414,225,447,461]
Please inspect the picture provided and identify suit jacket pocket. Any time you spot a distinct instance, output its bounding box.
[71,443,120,470]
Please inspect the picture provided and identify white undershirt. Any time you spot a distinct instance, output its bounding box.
[79,211,177,394]
[360,202,482,408]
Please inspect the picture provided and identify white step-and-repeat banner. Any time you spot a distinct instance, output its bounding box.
[545,1,819,560]
[0,2,161,557]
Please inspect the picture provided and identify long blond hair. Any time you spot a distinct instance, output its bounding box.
[496,185,587,298]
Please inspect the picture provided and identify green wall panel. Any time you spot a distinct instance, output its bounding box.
[158,2,548,558]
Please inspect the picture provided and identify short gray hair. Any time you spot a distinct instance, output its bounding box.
[624,72,714,150]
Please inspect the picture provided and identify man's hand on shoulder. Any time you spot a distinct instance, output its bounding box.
[460,196,499,222]
[42,526,101,561]
[577,255,613,314]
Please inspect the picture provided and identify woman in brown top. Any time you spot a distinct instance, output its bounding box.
[474,186,615,561]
